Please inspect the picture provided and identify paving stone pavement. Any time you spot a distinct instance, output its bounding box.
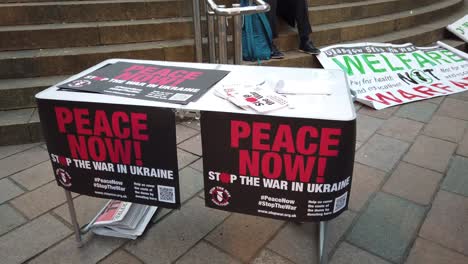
[1,94,468,264]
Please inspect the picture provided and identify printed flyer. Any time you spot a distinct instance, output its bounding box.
[201,111,356,221]
[37,100,180,208]
[317,42,468,109]
[58,62,230,105]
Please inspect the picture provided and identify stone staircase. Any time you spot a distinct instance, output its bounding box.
[0,0,466,145]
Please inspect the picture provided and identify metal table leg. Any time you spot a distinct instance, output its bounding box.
[318,221,328,264]
[65,190,83,247]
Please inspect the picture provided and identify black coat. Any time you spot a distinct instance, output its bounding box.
[277,0,300,28]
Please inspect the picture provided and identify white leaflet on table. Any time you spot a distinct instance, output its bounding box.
[227,93,252,110]
[214,77,265,100]
[228,87,289,113]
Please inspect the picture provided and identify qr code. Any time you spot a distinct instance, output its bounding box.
[333,192,348,213]
[169,93,192,101]
[157,185,176,203]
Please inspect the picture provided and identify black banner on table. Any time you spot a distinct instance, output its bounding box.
[37,99,180,208]
[58,62,230,105]
[201,111,356,221]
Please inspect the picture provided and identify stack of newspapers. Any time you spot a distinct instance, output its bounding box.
[90,200,158,239]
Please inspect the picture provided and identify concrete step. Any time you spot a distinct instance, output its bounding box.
[0,0,461,79]
[0,17,194,51]
[277,0,462,51]
[0,75,67,110]
[0,0,398,7]
[0,0,191,26]
[0,0,428,26]
[0,0,102,2]
[310,0,364,7]
[0,0,77,2]
[245,49,320,68]
[0,0,440,51]
[310,0,439,25]
[358,8,466,45]
[0,0,365,8]
[0,38,197,79]
[0,107,41,146]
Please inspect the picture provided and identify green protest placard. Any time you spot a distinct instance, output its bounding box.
[318,43,468,109]
[448,15,468,43]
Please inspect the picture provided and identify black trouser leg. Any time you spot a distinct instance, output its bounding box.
[266,0,278,39]
[295,0,312,42]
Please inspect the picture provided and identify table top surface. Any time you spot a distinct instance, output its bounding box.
[36,58,356,121]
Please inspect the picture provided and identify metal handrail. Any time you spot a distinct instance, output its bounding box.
[192,0,203,62]
[206,0,270,16]
[192,0,270,65]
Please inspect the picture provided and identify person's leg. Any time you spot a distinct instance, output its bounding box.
[295,0,320,54]
[266,0,284,59]
[266,0,278,39]
[294,0,312,42]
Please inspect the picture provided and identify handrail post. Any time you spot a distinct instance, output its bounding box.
[207,7,216,63]
[217,5,228,64]
[232,3,242,65]
[201,0,270,64]
[192,0,203,62]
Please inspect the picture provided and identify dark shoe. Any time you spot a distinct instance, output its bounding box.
[299,41,321,55]
[271,44,284,59]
